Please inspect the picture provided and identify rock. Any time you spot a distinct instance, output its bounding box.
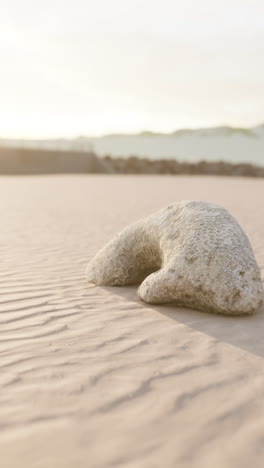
[86,201,263,315]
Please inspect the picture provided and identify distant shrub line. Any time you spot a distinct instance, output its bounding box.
[103,155,264,177]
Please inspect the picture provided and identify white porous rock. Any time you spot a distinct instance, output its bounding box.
[86,201,263,315]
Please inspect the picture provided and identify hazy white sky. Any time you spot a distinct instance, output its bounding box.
[0,0,264,138]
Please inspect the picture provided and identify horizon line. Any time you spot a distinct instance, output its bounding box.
[0,121,263,141]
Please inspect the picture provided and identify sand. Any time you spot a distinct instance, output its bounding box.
[0,175,264,468]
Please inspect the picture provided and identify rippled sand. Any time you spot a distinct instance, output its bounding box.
[1,175,264,468]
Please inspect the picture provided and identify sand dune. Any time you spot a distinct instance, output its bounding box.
[0,175,264,468]
[0,147,109,174]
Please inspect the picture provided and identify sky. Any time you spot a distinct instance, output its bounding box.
[0,0,264,138]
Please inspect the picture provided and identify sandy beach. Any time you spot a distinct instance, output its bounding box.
[1,174,264,468]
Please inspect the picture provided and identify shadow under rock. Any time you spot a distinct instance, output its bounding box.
[101,284,264,359]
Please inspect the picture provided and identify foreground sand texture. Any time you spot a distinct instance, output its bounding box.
[0,175,264,468]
